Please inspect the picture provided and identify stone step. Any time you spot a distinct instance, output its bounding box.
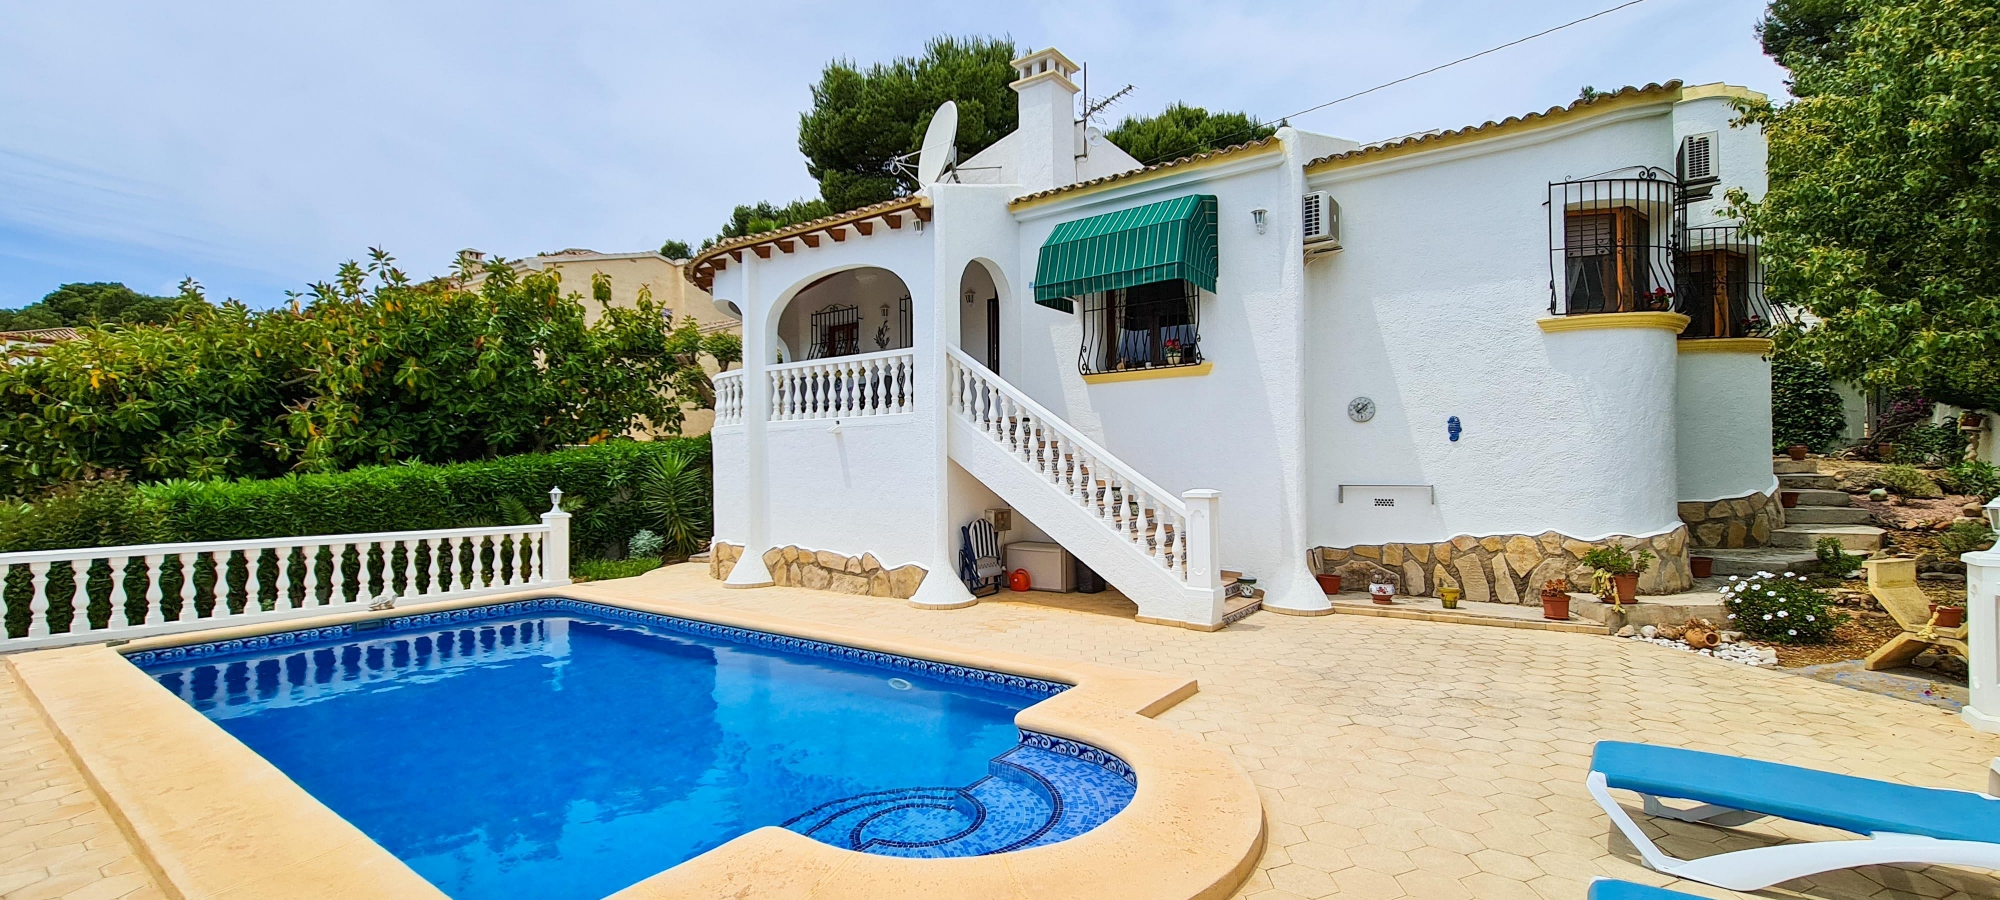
[1789,489,1852,507]
[1772,458,1821,475]
[1692,548,1819,576]
[1768,524,1884,552]
[1778,473,1839,490]
[1782,505,1874,525]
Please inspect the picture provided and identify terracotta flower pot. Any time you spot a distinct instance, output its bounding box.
[1439,587,1462,610]
[1690,556,1714,579]
[1780,491,1800,509]
[1613,572,1639,606]
[1369,582,1395,605]
[1786,444,1809,461]
[1931,604,1965,629]
[1541,591,1571,620]
[1878,443,1897,462]
[1314,573,1342,595]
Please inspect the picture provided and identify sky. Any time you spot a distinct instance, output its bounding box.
[0,0,1789,309]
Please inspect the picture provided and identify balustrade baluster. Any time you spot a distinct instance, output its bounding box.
[401,540,418,599]
[25,561,50,638]
[176,553,198,620]
[105,557,131,628]
[273,547,293,609]
[242,549,263,615]
[140,554,165,623]
[1152,508,1169,566]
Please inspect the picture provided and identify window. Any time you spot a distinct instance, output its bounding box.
[1681,249,1757,338]
[1077,279,1202,375]
[1564,208,1655,314]
[808,305,860,359]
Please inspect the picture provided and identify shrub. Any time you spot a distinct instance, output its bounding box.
[573,556,665,582]
[1876,464,1943,499]
[1581,546,1654,576]
[1770,346,1849,453]
[0,438,708,558]
[628,529,665,558]
[1723,572,1844,643]
[1937,520,1997,555]
[638,442,714,558]
[1894,422,1966,467]
[1938,460,2000,498]
[1814,536,1865,578]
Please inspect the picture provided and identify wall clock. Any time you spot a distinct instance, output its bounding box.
[1348,397,1376,422]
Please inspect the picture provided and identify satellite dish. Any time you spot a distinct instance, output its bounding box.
[915,101,959,185]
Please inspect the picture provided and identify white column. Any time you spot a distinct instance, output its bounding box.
[541,487,572,587]
[726,254,776,587]
[910,194,977,610]
[1182,489,1226,626]
[1261,126,1333,615]
[1963,549,2000,734]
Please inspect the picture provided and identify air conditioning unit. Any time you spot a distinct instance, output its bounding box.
[1302,191,1341,250]
[1680,132,1719,184]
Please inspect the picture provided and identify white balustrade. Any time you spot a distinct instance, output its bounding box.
[767,349,915,421]
[0,489,572,651]
[712,369,745,426]
[946,346,1211,588]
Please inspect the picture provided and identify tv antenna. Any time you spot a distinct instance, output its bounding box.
[1077,62,1134,125]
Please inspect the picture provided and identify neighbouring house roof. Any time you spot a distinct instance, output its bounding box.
[683,195,931,291]
[1304,81,1685,173]
[0,327,80,344]
[1033,194,1219,311]
[1009,138,1282,209]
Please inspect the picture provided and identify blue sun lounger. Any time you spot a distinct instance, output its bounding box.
[1588,741,2000,890]
[1586,880,1699,900]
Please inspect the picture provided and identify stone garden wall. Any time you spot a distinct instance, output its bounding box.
[1313,527,1693,603]
[1677,489,1782,549]
[709,542,928,599]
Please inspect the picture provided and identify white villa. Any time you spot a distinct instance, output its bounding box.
[692,48,1781,631]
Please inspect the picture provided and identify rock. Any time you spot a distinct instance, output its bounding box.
[816,549,847,571]
[845,556,865,574]
[1491,555,1520,604]
[1383,543,1403,566]
[1434,542,1453,565]
[1721,630,1744,643]
[860,552,882,572]
[765,547,787,568]
[1433,565,1456,593]
[1616,624,1637,637]
[1725,522,1749,548]
[1353,545,1381,560]
[1656,624,1683,641]
[1503,536,1542,578]
[1661,527,1687,556]
[1562,539,1596,558]
[1451,535,1478,552]
[1918,572,1968,583]
[1749,518,1771,545]
[868,572,892,596]
[1322,548,1351,564]
[888,564,926,598]
[1640,625,1659,639]
[801,564,833,590]
[1528,558,1570,597]
[1407,543,1431,564]
[1730,497,1754,517]
[1452,555,1492,603]
[1695,523,1726,547]
[828,571,871,594]
[1479,536,1505,552]
[1939,655,1969,677]
[1401,560,1427,595]
[1679,501,1709,523]
[1913,649,1940,668]
[1870,488,1888,502]
[1538,531,1564,554]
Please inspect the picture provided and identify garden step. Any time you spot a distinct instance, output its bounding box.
[1782,505,1874,525]
[1789,489,1852,507]
[1778,473,1839,490]
[1772,458,1821,475]
[1693,548,1819,576]
[1769,524,1885,552]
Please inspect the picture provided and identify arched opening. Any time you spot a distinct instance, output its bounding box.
[772,267,912,363]
[957,260,1003,374]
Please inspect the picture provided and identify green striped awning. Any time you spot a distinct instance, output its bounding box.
[1033,194,1218,312]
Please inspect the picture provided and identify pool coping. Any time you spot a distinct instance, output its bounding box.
[8,581,1265,900]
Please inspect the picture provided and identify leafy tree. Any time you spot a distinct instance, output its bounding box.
[1105,103,1277,166]
[1,281,205,330]
[0,249,717,495]
[798,35,1022,211]
[703,199,833,250]
[658,239,693,259]
[1770,341,1849,452]
[1737,0,2000,413]
[0,306,63,331]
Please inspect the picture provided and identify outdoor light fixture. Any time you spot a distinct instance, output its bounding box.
[1251,208,1268,233]
[1985,495,2000,532]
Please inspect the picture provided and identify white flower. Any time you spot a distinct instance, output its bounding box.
[1788,629,1797,636]
[1728,614,1737,620]
[1728,575,1739,581]
[1763,613,1774,620]
[1777,610,1788,618]
[1767,590,1778,596]
[1806,615,1815,622]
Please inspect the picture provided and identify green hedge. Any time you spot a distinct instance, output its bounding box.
[0,437,708,557]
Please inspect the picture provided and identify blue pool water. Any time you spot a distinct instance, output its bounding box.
[131,600,1134,900]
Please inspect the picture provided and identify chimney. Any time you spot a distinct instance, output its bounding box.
[1009,48,1081,195]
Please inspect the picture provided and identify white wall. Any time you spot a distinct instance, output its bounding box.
[712,427,747,545]
[1305,104,1688,544]
[773,267,913,361]
[1676,350,1777,501]
[1672,91,1767,227]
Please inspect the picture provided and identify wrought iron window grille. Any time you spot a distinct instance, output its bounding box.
[1075,279,1204,376]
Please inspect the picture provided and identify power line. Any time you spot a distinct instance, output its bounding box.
[1135,0,1657,167]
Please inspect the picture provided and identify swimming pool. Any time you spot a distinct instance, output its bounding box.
[130,599,1136,900]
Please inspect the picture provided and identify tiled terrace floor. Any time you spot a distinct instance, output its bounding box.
[4,563,1998,900]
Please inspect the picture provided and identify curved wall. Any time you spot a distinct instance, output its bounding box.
[1675,345,1777,501]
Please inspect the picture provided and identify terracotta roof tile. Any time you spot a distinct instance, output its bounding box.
[684,195,929,286]
[1010,137,1280,206]
[1305,81,1683,170]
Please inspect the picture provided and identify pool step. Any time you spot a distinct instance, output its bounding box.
[784,742,1135,858]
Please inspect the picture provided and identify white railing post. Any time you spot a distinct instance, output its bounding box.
[1964,549,2000,734]
[1182,489,1224,593]
[542,487,572,587]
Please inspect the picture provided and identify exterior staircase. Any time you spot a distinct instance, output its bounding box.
[945,347,1228,628]
[1699,457,1883,576]
[1770,458,1885,553]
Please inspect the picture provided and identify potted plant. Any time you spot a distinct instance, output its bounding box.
[1369,574,1396,605]
[1540,578,1572,620]
[1582,546,1655,606]
[1780,490,1801,508]
[1644,287,1673,311]
[1786,444,1809,461]
[1314,572,1342,595]
[1961,412,1985,428]
[1931,598,1965,629]
[1439,586,1463,609]
[1163,338,1184,366]
[1877,442,1897,462]
[1690,556,1713,579]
